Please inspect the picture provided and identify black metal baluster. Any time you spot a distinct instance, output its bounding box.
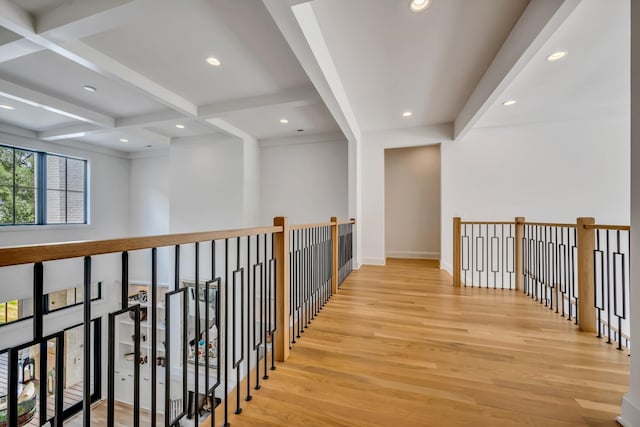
[122,251,129,309]
[254,234,263,390]
[151,248,158,427]
[224,238,230,426]
[606,230,612,344]
[270,233,277,371]
[246,235,253,400]
[83,256,92,427]
[263,233,269,380]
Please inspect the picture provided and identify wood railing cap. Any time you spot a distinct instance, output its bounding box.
[0,225,283,267]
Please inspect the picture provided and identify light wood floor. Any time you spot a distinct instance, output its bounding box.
[205,258,629,427]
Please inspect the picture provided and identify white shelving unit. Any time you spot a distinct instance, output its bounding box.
[114,282,169,413]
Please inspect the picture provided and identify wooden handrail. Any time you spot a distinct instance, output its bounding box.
[583,224,631,231]
[338,218,356,225]
[460,221,515,225]
[0,225,283,267]
[524,222,576,228]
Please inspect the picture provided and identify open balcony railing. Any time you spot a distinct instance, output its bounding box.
[453,217,631,352]
[0,216,355,427]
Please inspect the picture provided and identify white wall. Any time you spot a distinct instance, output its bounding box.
[169,136,244,233]
[620,1,640,425]
[242,136,261,227]
[260,138,348,224]
[440,115,630,274]
[130,154,170,237]
[360,124,451,265]
[384,145,441,259]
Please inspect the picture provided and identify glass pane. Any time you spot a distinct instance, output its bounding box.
[67,191,85,224]
[46,156,66,191]
[63,322,96,410]
[0,147,13,186]
[0,352,7,423]
[16,344,41,426]
[15,187,36,224]
[45,339,56,421]
[66,159,85,192]
[46,189,66,224]
[0,184,13,224]
[14,150,35,188]
[0,303,5,323]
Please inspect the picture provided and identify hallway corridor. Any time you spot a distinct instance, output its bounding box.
[213,258,629,426]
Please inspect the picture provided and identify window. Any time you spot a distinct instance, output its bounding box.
[0,144,87,225]
[0,146,37,225]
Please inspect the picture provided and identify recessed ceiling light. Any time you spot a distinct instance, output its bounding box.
[120,138,128,143]
[297,129,304,132]
[502,100,517,106]
[280,118,289,124]
[546,51,567,62]
[402,111,413,117]
[83,85,97,92]
[206,57,221,67]
[0,104,15,110]
[409,0,431,12]
[176,124,185,129]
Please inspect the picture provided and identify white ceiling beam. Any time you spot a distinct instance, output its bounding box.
[198,85,320,118]
[263,0,360,144]
[453,0,581,141]
[206,118,254,140]
[52,40,198,117]
[0,77,115,127]
[37,0,175,43]
[0,38,43,63]
[38,123,102,141]
[115,109,184,129]
[0,1,198,117]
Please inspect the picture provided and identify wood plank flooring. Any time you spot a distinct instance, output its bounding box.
[205,258,629,427]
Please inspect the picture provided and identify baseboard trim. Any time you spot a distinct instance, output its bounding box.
[440,261,453,275]
[361,257,386,266]
[385,251,440,259]
[618,392,640,426]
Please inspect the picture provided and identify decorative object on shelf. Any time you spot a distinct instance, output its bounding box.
[128,294,139,304]
[47,369,55,395]
[129,307,147,321]
[124,352,135,362]
[20,357,35,384]
[188,325,217,366]
[137,290,148,303]
[0,382,37,426]
[131,334,147,342]
[156,357,165,367]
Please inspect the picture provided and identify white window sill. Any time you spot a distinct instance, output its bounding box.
[0,223,95,232]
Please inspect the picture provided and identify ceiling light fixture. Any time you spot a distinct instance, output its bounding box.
[0,104,15,110]
[120,138,128,143]
[546,51,568,62]
[206,57,221,67]
[176,124,185,129]
[409,0,431,12]
[402,111,413,117]
[280,118,289,124]
[502,100,517,106]
[83,85,97,92]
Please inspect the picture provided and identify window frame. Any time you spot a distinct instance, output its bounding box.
[0,143,88,226]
